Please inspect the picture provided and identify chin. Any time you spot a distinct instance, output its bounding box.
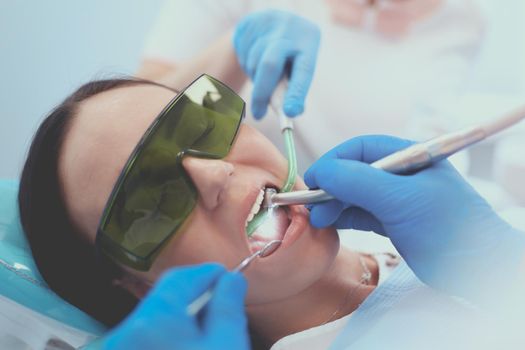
[244,223,340,305]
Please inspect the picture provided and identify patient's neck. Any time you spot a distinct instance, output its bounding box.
[246,248,378,347]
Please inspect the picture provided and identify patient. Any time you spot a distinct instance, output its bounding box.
[18,77,398,349]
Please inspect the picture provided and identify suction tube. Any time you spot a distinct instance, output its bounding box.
[246,80,297,236]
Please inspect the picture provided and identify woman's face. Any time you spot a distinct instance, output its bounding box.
[59,84,339,305]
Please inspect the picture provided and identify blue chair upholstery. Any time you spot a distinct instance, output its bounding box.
[0,179,107,336]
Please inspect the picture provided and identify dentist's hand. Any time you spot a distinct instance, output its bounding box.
[233,10,320,119]
[305,135,525,301]
[103,264,249,350]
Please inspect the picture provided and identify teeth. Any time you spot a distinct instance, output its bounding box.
[245,188,265,227]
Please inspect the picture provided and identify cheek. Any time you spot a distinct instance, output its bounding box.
[244,226,340,305]
[228,125,288,175]
[149,208,249,276]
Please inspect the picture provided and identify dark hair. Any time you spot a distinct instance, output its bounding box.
[18,77,270,349]
[18,77,170,326]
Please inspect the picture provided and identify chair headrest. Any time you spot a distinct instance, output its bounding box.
[0,179,106,335]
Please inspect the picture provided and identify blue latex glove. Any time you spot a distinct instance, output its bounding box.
[233,10,320,119]
[304,135,525,301]
[102,264,249,350]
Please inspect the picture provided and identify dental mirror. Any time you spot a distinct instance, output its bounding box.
[187,239,282,316]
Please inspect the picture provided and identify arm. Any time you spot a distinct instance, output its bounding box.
[137,30,247,93]
[139,10,321,120]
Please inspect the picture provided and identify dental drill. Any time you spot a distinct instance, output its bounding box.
[186,240,282,316]
[265,104,525,207]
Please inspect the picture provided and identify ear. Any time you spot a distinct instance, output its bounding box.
[113,273,151,299]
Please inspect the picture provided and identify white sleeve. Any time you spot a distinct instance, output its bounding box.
[143,0,255,63]
[0,295,97,349]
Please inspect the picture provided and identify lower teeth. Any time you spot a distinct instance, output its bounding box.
[248,207,292,253]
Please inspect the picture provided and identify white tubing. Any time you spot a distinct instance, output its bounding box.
[482,104,525,137]
[269,79,293,131]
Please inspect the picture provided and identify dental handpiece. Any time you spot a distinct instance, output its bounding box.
[246,78,297,235]
[265,105,525,207]
[186,240,281,316]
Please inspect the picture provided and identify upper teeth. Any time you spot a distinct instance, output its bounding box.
[245,188,265,227]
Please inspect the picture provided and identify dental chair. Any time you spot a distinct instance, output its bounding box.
[0,179,107,349]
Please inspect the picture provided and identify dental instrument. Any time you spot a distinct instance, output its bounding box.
[186,240,282,316]
[246,80,298,235]
[264,104,525,207]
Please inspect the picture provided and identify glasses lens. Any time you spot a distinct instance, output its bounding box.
[98,75,244,270]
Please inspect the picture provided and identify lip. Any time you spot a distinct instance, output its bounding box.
[239,183,310,259]
[244,203,309,254]
[280,204,309,249]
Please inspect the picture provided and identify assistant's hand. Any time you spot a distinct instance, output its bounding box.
[304,135,525,301]
[233,10,320,119]
[103,264,249,350]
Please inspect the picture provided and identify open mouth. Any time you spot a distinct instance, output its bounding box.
[245,187,292,253]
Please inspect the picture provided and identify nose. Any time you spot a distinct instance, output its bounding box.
[182,157,234,210]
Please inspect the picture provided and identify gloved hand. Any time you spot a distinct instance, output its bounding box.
[233,10,320,119]
[103,263,249,350]
[304,135,525,301]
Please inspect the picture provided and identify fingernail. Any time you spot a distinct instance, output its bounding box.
[252,109,262,119]
[254,105,268,119]
[311,219,325,229]
[284,103,303,117]
[252,105,263,119]
[227,273,248,293]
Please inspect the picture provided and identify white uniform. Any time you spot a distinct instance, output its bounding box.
[143,0,484,172]
[0,294,97,349]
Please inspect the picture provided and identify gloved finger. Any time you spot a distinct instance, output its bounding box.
[333,135,414,163]
[245,39,268,79]
[304,135,414,189]
[283,50,319,117]
[306,158,405,217]
[251,45,290,119]
[152,263,226,311]
[305,135,413,173]
[332,207,386,235]
[309,200,346,228]
[121,264,226,340]
[204,273,249,347]
[232,15,258,68]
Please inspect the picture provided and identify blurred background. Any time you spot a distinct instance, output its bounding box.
[0,1,164,179]
[1,0,524,244]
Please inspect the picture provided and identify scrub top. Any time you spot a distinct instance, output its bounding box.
[143,0,485,172]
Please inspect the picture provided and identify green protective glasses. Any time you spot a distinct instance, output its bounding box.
[96,74,245,271]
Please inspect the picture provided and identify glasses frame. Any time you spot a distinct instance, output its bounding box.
[95,74,245,270]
